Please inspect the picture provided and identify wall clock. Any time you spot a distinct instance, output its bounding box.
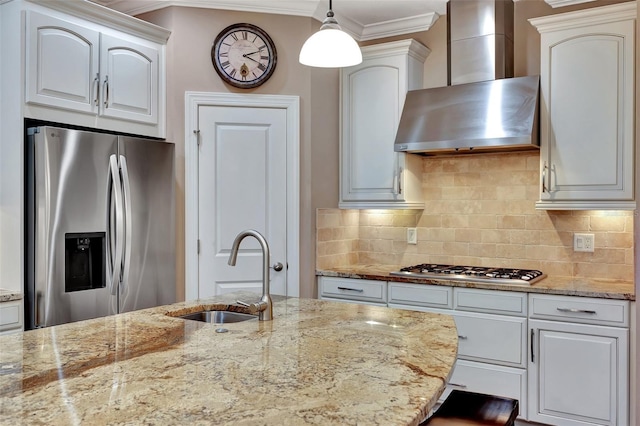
[211,23,277,89]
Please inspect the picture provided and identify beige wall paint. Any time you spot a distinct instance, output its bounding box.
[137,7,337,299]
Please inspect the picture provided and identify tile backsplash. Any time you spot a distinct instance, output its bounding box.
[317,152,634,282]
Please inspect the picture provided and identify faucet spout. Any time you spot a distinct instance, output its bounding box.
[227,229,273,321]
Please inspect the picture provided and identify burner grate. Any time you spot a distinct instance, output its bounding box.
[393,264,545,285]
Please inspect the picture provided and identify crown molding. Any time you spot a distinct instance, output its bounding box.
[530,1,636,33]
[97,0,318,18]
[359,12,440,41]
[92,0,443,41]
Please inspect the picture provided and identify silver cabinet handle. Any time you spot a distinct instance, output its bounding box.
[337,287,364,293]
[93,73,100,106]
[103,75,110,108]
[272,262,284,272]
[457,335,468,340]
[542,162,548,193]
[557,307,596,314]
[398,167,403,195]
[530,329,535,363]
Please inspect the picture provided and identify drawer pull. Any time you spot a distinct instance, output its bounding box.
[448,383,467,389]
[556,307,596,314]
[531,329,535,363]
[337,287,364,293]
[457,335,468,340]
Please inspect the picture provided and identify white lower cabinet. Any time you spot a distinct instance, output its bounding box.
[316,277,632,425]
[528,295,629,426]
[0,300,23,335]
[317,277,387,307]
[388,284,529,420]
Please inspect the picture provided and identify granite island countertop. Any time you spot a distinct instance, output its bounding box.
[0,294,458,425]
[317,265,635,301]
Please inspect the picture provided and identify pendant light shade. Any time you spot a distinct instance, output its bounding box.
[299,0,362,68]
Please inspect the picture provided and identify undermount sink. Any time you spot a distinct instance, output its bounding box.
[178,310,258,324]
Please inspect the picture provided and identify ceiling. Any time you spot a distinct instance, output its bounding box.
[90,0,449,41]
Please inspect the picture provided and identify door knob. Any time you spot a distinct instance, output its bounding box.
[272,262,284,272]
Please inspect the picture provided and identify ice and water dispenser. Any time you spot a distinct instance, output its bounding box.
[64,233,106,292]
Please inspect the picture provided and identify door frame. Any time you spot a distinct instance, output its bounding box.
[184,92,300,300]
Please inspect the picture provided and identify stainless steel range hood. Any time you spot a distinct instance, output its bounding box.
[395,0,540,155]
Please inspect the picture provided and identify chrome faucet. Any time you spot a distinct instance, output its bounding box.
[227,229,273,321]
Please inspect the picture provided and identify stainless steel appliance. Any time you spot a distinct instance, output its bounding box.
[25,125,175,329]
[394,0,540,155]
[390,264,546,286]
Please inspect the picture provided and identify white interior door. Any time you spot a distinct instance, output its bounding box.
[197,105,287,298]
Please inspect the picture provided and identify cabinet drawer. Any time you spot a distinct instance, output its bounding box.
[454,288,526,316]
[319,277,387,303]
[529,294,629,327]
[0,300,23,332]
[442,360,527,419]
[388,283,453,309]
[454,311,527,367]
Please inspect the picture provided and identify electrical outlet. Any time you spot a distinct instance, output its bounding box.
[574,233,595,252]
[407,228,417,245]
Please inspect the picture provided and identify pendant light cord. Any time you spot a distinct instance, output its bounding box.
[327,0,334,18]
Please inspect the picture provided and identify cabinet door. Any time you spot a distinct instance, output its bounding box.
[99,34,159,124]
[0,300,23,334]
[529,319,628,425]
[454,311,527,368]
[339,40,428,209]
[26,11,100,114]
[341,57,404,203]
[535,8,635,209]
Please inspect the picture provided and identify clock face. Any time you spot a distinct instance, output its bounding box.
[211,23,277,89]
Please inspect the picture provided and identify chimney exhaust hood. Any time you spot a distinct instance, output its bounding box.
[395,0,540,155]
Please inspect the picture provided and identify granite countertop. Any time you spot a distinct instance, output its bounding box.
[0,294,458,425]
[317,265,635,301]
[0,289,23,302]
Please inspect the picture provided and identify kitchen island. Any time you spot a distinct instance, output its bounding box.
[0,295,457,425]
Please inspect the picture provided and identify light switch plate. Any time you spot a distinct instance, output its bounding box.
[574,233,594,252]
[407,228,417,245]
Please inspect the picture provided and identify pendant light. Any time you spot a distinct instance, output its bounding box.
[299,0,362,68]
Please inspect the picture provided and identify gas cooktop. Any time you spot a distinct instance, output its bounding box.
[390,264,546,286]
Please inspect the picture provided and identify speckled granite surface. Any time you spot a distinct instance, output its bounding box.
[0,294,457,425]
[0,290,22,302]
[317,265,635,301]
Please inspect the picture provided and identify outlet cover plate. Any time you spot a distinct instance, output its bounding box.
[574,233,594,252]
[407,228,417,245]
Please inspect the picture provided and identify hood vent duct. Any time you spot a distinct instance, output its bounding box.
[395,0,539,155]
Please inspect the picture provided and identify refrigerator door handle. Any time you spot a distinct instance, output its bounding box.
[119,155,132,295]
[107,154,124,296]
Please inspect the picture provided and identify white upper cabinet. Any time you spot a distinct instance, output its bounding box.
[26,12,99,114]
[531,3,636,210]
[20,2,168,138]
[340,39,429,209]
[99,34,158,124]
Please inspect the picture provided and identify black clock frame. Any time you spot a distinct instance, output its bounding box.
[211,23,277,89]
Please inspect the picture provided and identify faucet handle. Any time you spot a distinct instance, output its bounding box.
[236,300,267,314]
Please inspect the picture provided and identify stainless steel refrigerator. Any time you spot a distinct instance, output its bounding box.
[25,125,175,329]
